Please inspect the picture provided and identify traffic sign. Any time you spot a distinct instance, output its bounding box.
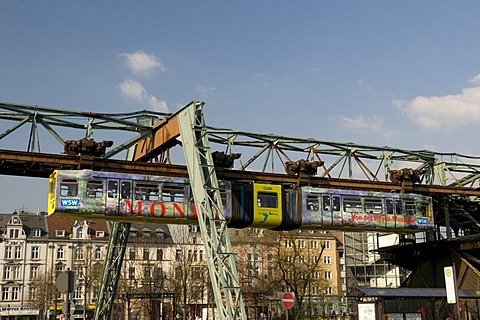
[56,270,75,293]
[281,292,295,310]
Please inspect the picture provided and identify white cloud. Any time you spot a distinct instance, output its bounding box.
[120,50,165,77]
[119,79,169,112]
[338,114,398,140]
[469,74,480,85]
[396,75,480,130]
[195,85,216,97]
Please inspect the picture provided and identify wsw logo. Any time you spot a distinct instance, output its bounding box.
[60,199,80,206]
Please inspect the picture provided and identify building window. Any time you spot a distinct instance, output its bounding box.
[9,229,20,239]
[156,249,163,261]
[31,246,40,260]
[30,266,39,279]
[175,249,182,260]
[2,287,9,301]
[96,231,105,238]
[143,267,150,278]
[76,228,83,239]
[56,230,65,237]
[56,265,64,275]
[143,249,149,260]
[3,266,11,280]
[11,287,19,300]
[299,240,306,248]
[325,271,333,280]
[74,287,82,300]
[57,247,65,260]
[95,248,102,260]
[129,267,135,279]
[325,287,333,295]
[324,256,332,264]
[32,228,41,237]
[75,247,84,260]
[311,240,318,249]
[29,287,37,300]
[4,246,12,259]
[188,225,198,233]
[323,241,331,249]
[14,246,21,259]
[13,266,20,280]
[129,249,136,260]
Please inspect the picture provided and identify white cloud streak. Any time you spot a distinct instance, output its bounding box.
[338,114,399,140]
[120,50,165,77]
[396,73,480,130]
[119,79,169,112]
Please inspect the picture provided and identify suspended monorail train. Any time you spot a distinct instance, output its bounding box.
[48,170,434,233]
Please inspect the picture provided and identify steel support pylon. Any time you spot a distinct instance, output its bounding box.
[178,101,246,320]
[94,222,131,320]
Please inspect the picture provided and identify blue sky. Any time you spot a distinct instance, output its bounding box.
[2,1,480,212]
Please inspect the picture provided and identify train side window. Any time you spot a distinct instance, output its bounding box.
[332,196,341,212]
[322,195,331,211]
[404,200,415,215]
[121,181,131,199]
[364,198,383,214]
[306,196,319,211]
[87,179,103,198]
[343,196,362,213]
[386,199,394,215]
[60,179,78,197]
[257,192,278,208]
[135,183,159,201]
[107,181,118,199]
[162,185,185,202]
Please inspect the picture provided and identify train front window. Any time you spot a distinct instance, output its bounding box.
[60,179,78,197]
[162,186,185,202]
[87,180,103,198]
[257,192,278,208]
[417,201,430,217]
[135,183,159,201]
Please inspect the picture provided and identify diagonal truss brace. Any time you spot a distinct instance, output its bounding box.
[178,101,246,320]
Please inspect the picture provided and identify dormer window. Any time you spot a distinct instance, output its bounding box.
[96,231,105,238]
[56,230,65,237]
[32,228,41,237]
[76,228,83,239]
[9,229,20,239]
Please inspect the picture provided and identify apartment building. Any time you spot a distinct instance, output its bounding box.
[230,228,346,320]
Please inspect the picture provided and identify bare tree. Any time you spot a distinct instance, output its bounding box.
[276,230,327,320]
[166,225,207,320]
[27,267,60,320]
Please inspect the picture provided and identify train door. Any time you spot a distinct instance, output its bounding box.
[385,198,396,229]
[364,197,385,229]
[394,198,404,229]
[105,179,120,215]
[321,195,333,226]
[119,180,132,215]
